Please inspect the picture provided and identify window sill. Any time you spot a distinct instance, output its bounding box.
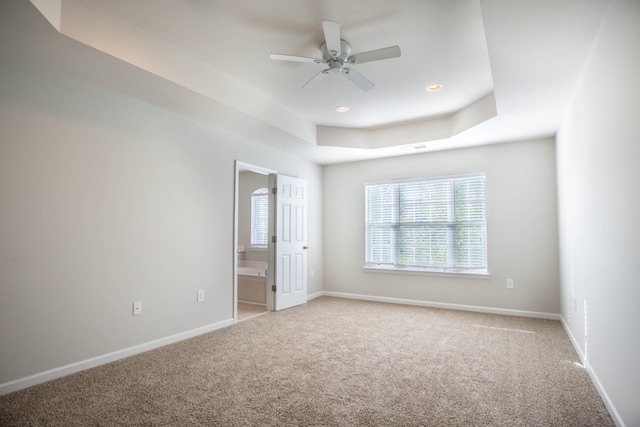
[362,265,490,279]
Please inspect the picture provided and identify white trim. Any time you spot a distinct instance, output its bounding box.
[320,291,561,320]
[307,291,324,301]
[234,161,277,322]
[561,316,625,427]
[0,318,233,396]
[363,266,490,279]
[560,317,587,365]
[235,161,277,177]
[234,161,277,317]
[583,362,625,427]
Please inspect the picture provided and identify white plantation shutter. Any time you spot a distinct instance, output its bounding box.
[453,177,487,269]
[250,188,269,246]
[365,174,487,273]
[365,184,396,263]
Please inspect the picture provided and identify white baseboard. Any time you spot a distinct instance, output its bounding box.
[559,316,587,365]
[560,316,625,427]
[584,363,625,427]
[307,291,324,301]
[0,318,234,396]
[320,291,561,320]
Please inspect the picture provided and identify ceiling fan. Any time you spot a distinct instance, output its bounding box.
[269,21,401,92]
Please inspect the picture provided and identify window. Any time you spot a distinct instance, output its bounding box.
[250,188,269,247]
[365,174,487,275]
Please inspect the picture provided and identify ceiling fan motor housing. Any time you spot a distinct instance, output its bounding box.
[321,40,352,72]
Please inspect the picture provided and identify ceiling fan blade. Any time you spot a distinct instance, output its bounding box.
[322,20,341,58]
[302,70,329,89]
[342,68,374,92]
[348,45,401,64]
[270,53,323,64]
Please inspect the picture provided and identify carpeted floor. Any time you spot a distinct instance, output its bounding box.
[0,297,613,426]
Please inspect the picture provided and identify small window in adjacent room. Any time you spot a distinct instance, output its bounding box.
[364,174,488,276]
[250,188,269,247]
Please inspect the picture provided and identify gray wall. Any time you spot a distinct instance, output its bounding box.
[323,139,560,315]
[556,0,640,425]
[0,58,323,386]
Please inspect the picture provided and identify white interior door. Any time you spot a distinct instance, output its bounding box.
[270,174,308,311]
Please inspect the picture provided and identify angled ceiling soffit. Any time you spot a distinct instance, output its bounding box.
[28,0,316,146]
[317,91,496,149]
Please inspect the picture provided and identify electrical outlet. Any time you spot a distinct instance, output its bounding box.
[506,279,514,289]
[133,301,142,315]
[197,290,205,303]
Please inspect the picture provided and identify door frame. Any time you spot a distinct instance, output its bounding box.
[233,161,276,324]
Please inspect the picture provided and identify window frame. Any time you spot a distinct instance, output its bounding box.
[364,173,489,278]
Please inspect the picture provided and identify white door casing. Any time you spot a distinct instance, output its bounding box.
[270,174,308,311]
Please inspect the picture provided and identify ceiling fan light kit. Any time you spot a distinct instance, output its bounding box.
[269,20,401,92]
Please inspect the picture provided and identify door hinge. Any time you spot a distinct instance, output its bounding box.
[271,236,277,243]
[271,284,276,292]
[272,187,277,195]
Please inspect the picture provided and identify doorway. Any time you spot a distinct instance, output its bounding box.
[234,162,274,323]
[233,161,309,323]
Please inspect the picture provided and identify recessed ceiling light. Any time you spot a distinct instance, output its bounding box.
[335,106,349,112]
[426,84,443,92]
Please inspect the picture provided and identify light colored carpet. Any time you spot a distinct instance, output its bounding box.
[0,297,613,426]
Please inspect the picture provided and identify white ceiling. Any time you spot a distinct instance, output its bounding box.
[3,0,610,164]
[96,0,495,128]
